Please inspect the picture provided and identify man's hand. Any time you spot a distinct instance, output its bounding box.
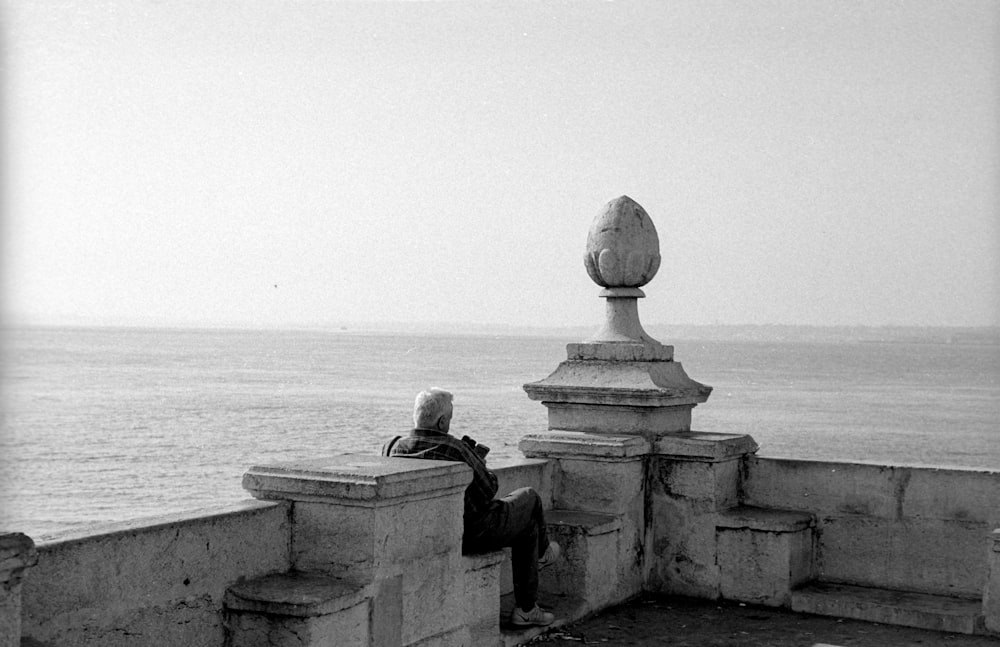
[461,435,490,459]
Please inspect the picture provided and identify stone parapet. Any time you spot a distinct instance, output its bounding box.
[20,501,290,647]
[744,457,1000,599]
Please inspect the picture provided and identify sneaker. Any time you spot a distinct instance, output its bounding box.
[538,541,561,569]
[509,605,555,627]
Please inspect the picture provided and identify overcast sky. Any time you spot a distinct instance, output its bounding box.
[2,1,997,329]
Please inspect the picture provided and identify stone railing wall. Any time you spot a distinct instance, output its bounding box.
[743,457,1000,599]
[6,452,999,645]
[17,500,290,647]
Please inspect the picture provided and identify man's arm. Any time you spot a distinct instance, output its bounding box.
[455,437,498,501]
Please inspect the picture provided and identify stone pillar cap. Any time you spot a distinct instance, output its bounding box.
[243,455,471,503]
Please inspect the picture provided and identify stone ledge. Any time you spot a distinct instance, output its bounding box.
[548,510,622,536]
[519,432,650,459]
[791,581,984,635]
[224,572,371,618]
[655,432,759,461]
[716,506,815,533]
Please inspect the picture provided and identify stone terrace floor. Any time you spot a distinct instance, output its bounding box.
[524,595,1000,646]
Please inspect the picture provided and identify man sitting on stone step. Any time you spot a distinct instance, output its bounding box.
[383,387,561,627]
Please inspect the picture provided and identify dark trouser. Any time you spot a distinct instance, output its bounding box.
[463,487,549,612]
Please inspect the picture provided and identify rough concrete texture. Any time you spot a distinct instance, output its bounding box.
[20,500,290,647]
[401,551,467,646]
[541,511,621,608]
[567,341,673,362]
[552,457,645,515]
[527,594,1000,646]
[717,525,814,606]
[463,551,504,647]
[985,530,1000,634]
[0,589,18,647]
[653,455,741,506]
[226,597,369,647]
[224,572,370,617]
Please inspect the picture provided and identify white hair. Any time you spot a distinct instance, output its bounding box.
[413,388,453,429]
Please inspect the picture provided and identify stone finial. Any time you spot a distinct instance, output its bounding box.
[584,196,661,290]
[582,196,663,347]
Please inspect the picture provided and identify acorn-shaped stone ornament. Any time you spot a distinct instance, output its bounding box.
[584,196,661,289]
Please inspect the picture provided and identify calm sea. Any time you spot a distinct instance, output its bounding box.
[2,326,998,538]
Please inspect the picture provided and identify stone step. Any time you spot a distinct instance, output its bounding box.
[540,509,622,604]
[791,581,984,635]
[223,572,373,647]
[716,506,815,606]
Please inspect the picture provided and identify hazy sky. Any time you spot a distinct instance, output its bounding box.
[3,1,997,329]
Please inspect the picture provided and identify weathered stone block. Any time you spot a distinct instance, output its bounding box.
[553,458,645,515]
[291,491,464,577]
[540,511,623,610]
[395,551,468,646]
[652,456,740,507]
[654,432,758,462]
[716,507,815,606]
[902,468,1000,523]
[224,573,371,647]
[647,492,719,598]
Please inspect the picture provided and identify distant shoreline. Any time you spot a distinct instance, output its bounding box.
[5,321,999,346]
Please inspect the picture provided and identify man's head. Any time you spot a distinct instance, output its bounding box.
[413,388,454,432]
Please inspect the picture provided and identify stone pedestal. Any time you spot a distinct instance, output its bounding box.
[243,455,471,647]
[0,533,37,647]
[522,196,760,602]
